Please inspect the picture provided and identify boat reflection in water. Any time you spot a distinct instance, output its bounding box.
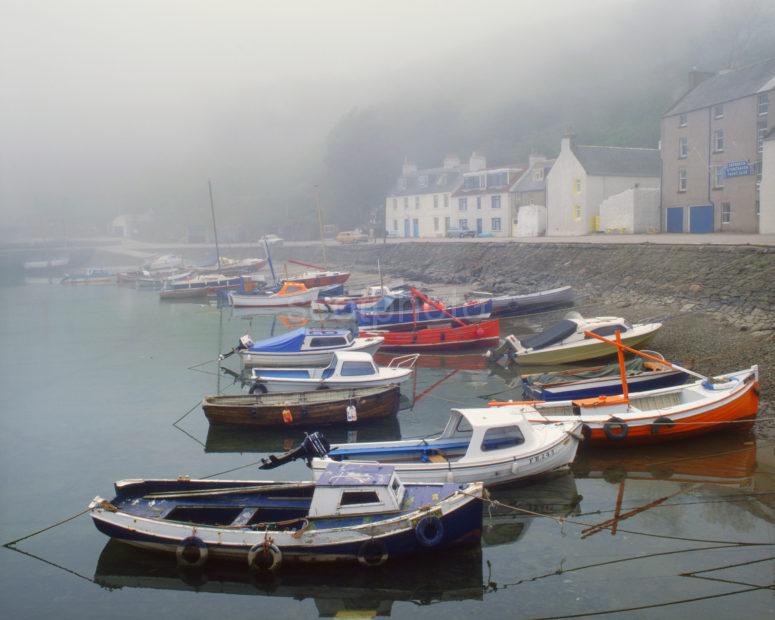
[572,431,757,487]
[204,415,403,454]
[94,540,484,614]
[483,471,582,547]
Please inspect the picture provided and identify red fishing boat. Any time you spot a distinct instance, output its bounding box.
[490,330,760,446]
[284,259,350,288]
[363,319,499,352]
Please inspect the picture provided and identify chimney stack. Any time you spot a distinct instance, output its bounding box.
[401,157,418,177]
[469,152,487,172]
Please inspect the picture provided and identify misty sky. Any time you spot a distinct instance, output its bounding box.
[2,0,769,234]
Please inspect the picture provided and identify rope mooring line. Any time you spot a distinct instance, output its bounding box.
[3,507,92,548]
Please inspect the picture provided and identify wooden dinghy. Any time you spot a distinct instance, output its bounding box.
[202,385,401,428]
[492,331,761,446]
[89,462,484,571]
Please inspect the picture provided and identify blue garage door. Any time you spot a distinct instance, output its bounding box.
[412,219,419,237]
[403,219,410,237]
[689,205,714,233]
[666,207,683,233]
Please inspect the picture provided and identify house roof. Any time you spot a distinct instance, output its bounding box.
[511,159,555,193]
[665,58,775,117]
[388,166,467,197]
[451,167,525,197]
[572,145,660,178]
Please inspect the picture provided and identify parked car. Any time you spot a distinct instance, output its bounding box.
[258,234,284,247]
[444,228,477,238]
[336,230,369,244]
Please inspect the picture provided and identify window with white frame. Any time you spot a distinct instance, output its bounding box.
[393,219,398,230]
[758,92,769,116]
[573,178,581,193]
[713,104,724,119]
[678,136,688,159]
[459,219,468,230]
[679,113,687,127]
[573,204,581,220]
[392,198,397,210]
[433,217,439,231]
[491,217,502,231]
[491,195,501,209]
[444,216,450,229]
[721,202,731,224]
[678,169,687,192]
[433,195,439,208]
[487,171,508,187]
[476,196,482,210]
[458,198,467,211]
[713,129,724,152]
[443,194,449,208]
[713,165,724,189]
[414,196,420,209]
[533,167,544,181]
[403,197,409,209]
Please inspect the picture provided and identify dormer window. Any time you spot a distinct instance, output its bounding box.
[678,113,687,127]
[398,178,407,190]
[418,175,428,188]
[487,171,508,187]
[533,168,544,181]
[713,104,724,119]
[437,174,447,186]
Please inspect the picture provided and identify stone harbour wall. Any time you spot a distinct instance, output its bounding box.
[273,241,775,337]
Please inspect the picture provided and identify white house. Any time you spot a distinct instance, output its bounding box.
[761,127,775,234]
[384,155,468,238]
[546,134,661,236]
[450,154,524,237]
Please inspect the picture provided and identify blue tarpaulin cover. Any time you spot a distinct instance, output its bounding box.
[248,328,352,353]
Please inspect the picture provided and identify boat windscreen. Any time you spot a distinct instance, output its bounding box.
[520,319,578,350]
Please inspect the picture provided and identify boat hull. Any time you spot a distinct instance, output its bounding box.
[362,320,500,352]
[524,368,688,401]
[89,479,483,567]
[490,286,575,316]
[313,424,581,487]
[255,372,412,393]
[527,368,760,446]
[239,338,383,366]
[285,273,350,288]
[230,288,320,307]
[358,300,493,331]
[515,329,658,366]
[202,385,401,428]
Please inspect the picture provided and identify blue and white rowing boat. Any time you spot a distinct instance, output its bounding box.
[355,297,493,330]
[233,328,384,367]
[88,462,484,570]
[522,354,689,401]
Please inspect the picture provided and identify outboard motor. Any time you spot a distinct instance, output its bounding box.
[484,335,522,363]
[259,432,331,470]
[219,335,254,360]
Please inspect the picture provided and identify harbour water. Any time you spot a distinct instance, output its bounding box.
[1,283,774,618]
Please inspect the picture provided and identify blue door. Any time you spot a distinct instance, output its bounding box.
[476,218,483,233]
[666,207,683,233]
[412,219,419,237]
[689,205,714,233]
[404,219,410,238]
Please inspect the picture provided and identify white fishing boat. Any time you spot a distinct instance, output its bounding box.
[262,407,581,487]
[229,281,321,308]
[230,328,384,367]
[486,312,661,366]
[311,286,399,313]
[249,351,418,393]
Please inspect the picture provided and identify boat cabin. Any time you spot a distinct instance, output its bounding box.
[251,351,380,381]
[308,463,405,517]
[277,281,309,296]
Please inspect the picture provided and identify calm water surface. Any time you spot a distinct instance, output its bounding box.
[1,283,774,619]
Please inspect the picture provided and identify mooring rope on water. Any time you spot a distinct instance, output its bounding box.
[3,507,92,548]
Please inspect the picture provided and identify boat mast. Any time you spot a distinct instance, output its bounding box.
[314,186,327,267]
[208,179,221,271]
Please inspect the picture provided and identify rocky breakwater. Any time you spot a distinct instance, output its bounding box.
[276,241,775,337]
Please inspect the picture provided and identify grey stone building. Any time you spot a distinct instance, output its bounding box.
[661,59,775,233]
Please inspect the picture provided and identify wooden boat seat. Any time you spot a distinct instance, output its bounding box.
[427,454,448,463]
